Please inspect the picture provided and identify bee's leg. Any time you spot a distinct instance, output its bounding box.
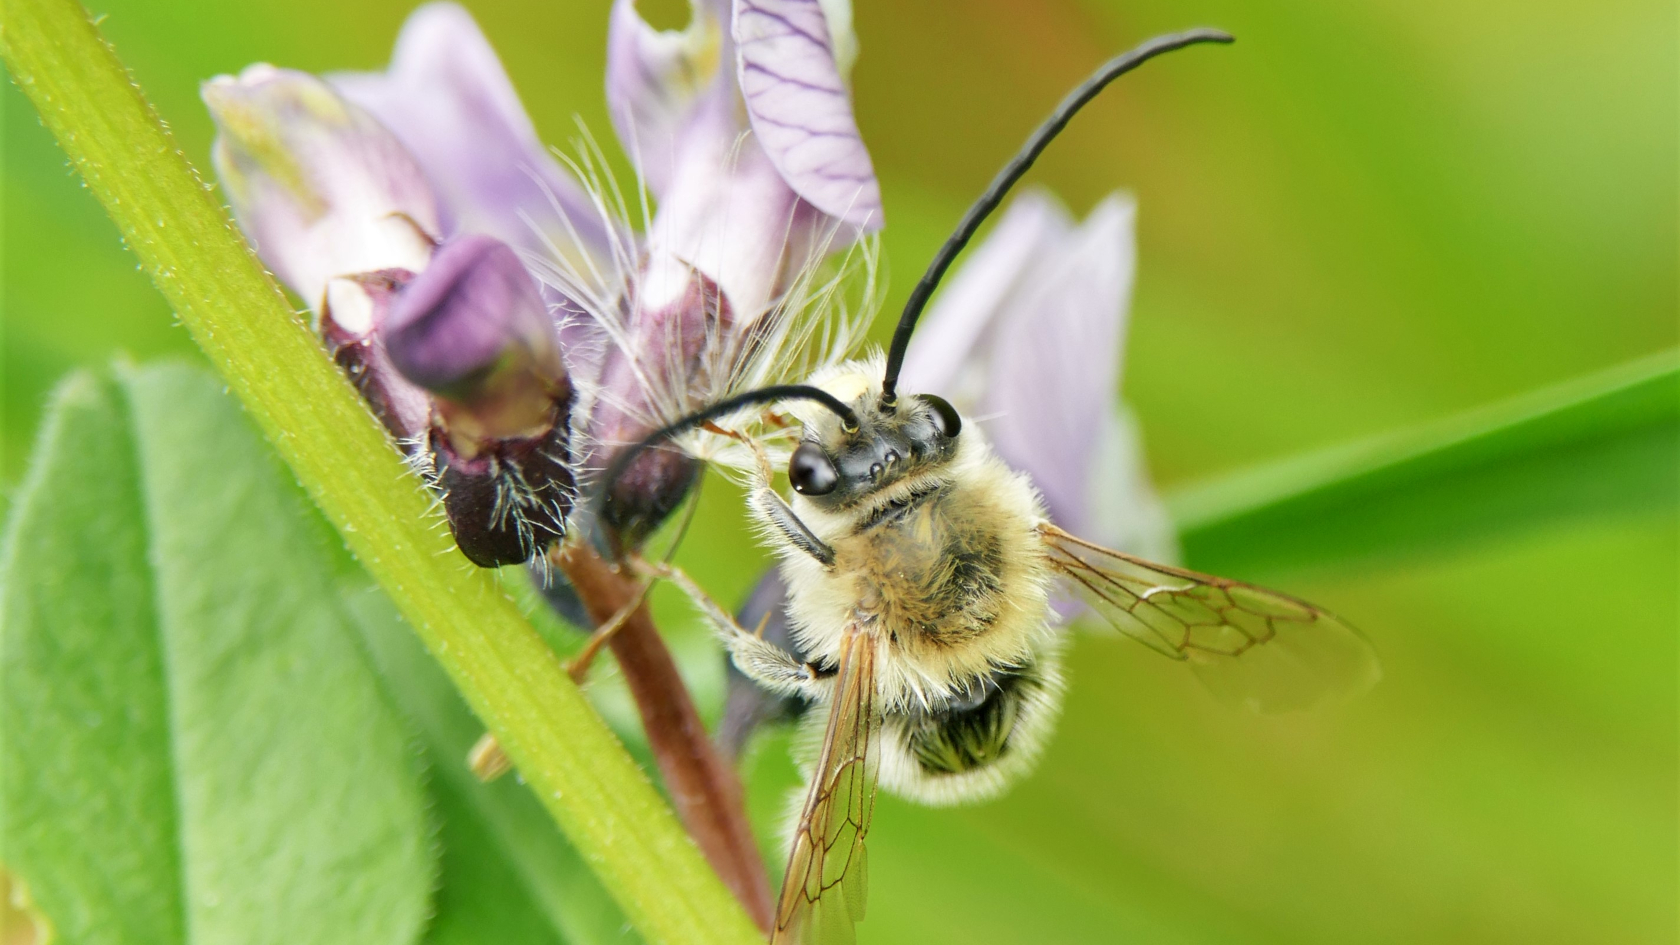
[740,439,835,567]
[751,489,834,567]
[562,582,654,681]
[465,578,650,784]
[699,420,836,567]
[725,627,834,702]
[633,558,832,702]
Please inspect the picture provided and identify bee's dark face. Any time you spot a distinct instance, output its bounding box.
[788,392,963,508]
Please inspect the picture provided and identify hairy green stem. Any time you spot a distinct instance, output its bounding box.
[0,2,761,942]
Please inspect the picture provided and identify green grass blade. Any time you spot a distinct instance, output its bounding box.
[1171,349,1679,575]
[0,3,760,942]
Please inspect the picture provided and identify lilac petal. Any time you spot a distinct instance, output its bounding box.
[979,195,1157,544]
[1083,403,1178,562]
[203,65,440,312]
[606,0,730,197]
[384,235,558,389]
[734,0,882,231]
[897,190,1069,398]
[645,93,817,323]
[383,234,568,449]
[331,2,612,260]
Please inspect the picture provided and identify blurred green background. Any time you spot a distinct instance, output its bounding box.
[3,0,1674,943]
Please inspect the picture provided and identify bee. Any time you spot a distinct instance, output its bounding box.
[594,27,1380,944]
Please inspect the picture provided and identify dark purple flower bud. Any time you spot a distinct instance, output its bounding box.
[378,233,578,567]
[597,447,701,555]
[383,234,569,459]
[589,264,731,550]
[432,422,573,568]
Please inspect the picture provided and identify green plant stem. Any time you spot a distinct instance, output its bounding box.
[0,3,761,943]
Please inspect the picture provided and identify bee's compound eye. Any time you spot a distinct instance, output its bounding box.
[789,441,839,495]
[918,394,962,439]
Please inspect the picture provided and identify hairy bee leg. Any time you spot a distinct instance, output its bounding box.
[743,440,833,566]
[752,488,835,567]
[634,557,832,702]
[708,420,840,564]
[564,580,653,682]
[725,629,833,702]
[706,421,836,567]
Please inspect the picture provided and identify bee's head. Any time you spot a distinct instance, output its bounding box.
[786,387,962,508]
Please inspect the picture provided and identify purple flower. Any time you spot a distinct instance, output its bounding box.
[582,0,883,541]
[203,23,583,565]
[384,235,569,453]
[328,3,614,266]
[607,0,881,317]
[202,65,441,318]
[383,234,576,568]
[202,0,884,560]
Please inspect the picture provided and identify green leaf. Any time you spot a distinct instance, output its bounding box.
[0,5,760,939]
[1170,349,1679,575]
[1,364,433,945]
[341,585,639,945]
[0,372,184,945]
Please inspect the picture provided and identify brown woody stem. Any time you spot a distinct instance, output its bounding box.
[556,543,774,933]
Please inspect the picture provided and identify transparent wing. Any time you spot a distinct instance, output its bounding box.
[773,624,881,945]
[1040,523,1381,712]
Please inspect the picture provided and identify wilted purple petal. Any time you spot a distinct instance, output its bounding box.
[384,235,557,391]
[734,0,881,231]
[384,234,568,451]
[898,190,1069,397]
[331,2,612,260]
[203,65,440,312]
[606,0,730,197]
[321,270,435,440]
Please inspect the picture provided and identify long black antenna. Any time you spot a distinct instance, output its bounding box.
[590,383,859,530]
[878,27,1234,408]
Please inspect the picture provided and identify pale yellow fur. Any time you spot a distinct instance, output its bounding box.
[773,360,1057,708]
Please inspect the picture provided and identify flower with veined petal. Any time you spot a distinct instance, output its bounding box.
[202,0,883,563]
[584,0,882,545]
